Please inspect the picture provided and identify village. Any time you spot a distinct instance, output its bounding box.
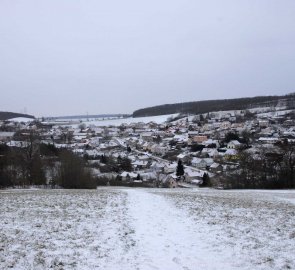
[1,104,295,189]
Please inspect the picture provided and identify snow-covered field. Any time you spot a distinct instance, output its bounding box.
[7,117,34,123]
[1,188,295,270]
[69,114,178,127]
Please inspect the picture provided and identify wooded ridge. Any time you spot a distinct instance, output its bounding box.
[0,111,35,121]
[133,94,295,117]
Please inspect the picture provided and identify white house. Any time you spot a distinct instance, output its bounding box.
[201,148,219,158]
[150,161,165,173]
[258,137,279,144]
[164,163,177,174]
[191,157,207,169]
[132,160,149,170]
[227,140,241,149]
[150,145,168,155]
[185,169,205,184]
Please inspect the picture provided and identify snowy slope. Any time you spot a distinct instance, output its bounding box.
[7,117,34,123]
[69,114,178,127]
[1,188,294,270]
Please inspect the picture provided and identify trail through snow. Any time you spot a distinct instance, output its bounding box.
[126,189,240,270]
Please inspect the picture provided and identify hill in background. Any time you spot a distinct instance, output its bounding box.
[0,111,35,121]
[133,94,295,117]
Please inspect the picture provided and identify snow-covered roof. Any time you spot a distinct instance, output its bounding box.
[228,140,241,145]
[120,172,138,178]
[165,163,177,169]
[85,149,101,156]
[185,168,205,178]
[132,160,148,166]
[210,162,222,168]
[6,141,29,148]
[177,153,187,159]
[191,157,205,164]
[224,149,238,155]
[203,139,218,145]
[151,161,165,168]
[258,137,279,142]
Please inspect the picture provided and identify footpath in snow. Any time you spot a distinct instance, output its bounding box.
[125,189,245,270]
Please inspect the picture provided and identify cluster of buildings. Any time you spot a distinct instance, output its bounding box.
[1,106,295,188]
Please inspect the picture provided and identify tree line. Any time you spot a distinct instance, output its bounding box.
[0,131,96,189]
[221,140,295,189]
[133,94,295,117]
[0,111,35,120]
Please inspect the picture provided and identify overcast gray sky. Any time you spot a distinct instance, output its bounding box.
[0,0,295,117]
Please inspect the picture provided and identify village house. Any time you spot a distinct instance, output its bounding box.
[259,127,274,137]
[258,137,280,144]
[140,132,154,142]
[84,149,101,159]
[203,158,214,167]
[184,169,205,184]
[150,161,165,173]
[177,153,190,163]
[224,149,238,161]
[210,162,223,173]
[191,157,207,169]
[132,160,149,171]
[120,171,138,182]
[88,137,100,147]
[201,148,220,158]
[192,135,208,144]
[259,120,269,128]
[220,121,231,130]
[164,163,177,174]
[202,139,220,148]
[150,144,168,156]
[140,171,157,182]
[227,140,241,149]
[160,174,178,188]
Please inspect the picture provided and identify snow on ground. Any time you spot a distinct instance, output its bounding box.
[69,114,178,127]
[256,110,293,118]
[7,117,34,123]
[1,188,295,270]
[0,189,134,270]
[158,189,295,270]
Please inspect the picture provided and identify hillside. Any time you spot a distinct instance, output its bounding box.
[50,114,130,120]
[0,111,35,121]
[133,94,295,117]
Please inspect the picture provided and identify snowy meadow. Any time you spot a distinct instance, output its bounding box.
[0,188,295,270]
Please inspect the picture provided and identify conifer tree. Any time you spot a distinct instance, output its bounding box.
[176,160,184,180]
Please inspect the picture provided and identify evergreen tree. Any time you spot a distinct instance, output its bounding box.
[176,160,184,180]
[120,157,132,172]
[100,154,107,163]
[201,173,211,187]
